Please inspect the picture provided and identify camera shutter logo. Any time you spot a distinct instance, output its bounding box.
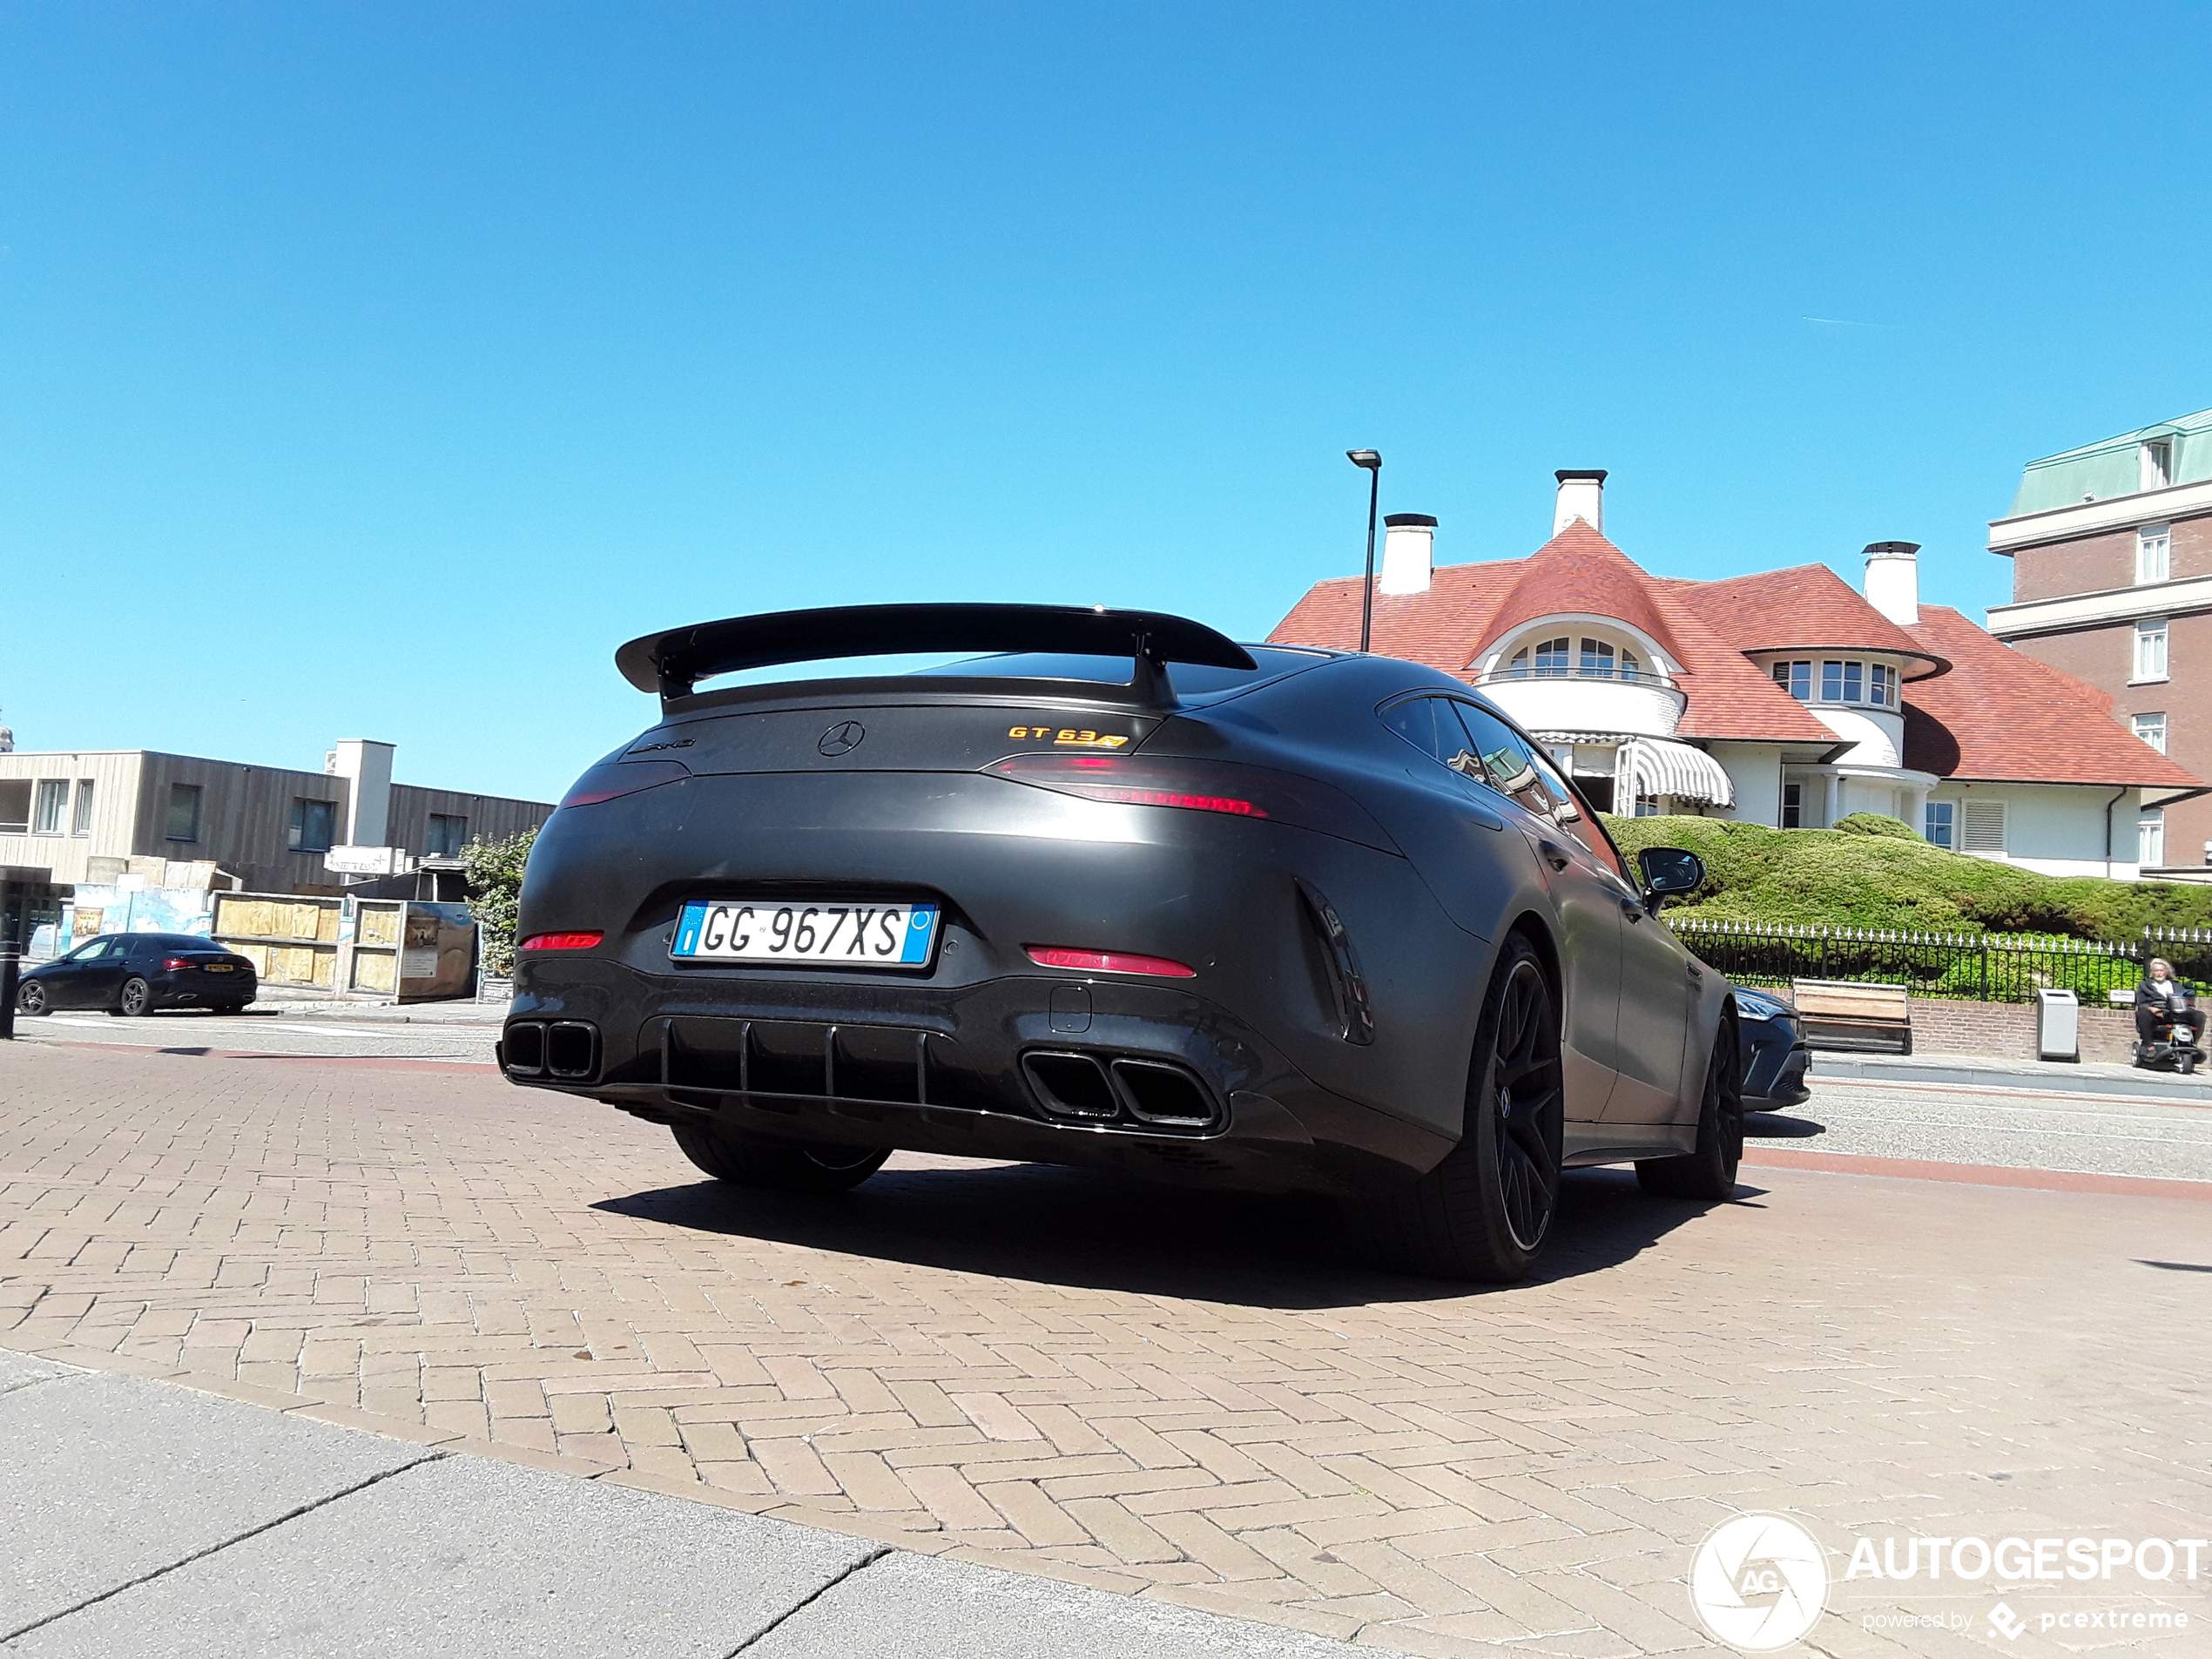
[1689,1513,1829,1650]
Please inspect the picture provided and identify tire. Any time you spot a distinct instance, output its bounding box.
[16,980,49,1017]
[671,1121,889,1193]
[1637,1014,1743,1200]
[116,977,156,1018]
[1352,934,1564,1282]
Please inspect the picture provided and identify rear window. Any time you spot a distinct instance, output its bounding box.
[912,646,1327,702]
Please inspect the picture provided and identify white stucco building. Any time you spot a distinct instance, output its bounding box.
[1271,471,2202,879]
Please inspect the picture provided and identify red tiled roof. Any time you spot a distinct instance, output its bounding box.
[1899,606,2202,789]
[1268,523,1836,744]
[1669,564,1949,678]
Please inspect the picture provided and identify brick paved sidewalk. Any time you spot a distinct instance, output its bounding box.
[3,1042,2208,1656]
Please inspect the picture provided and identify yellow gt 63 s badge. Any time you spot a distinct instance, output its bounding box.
[1008,725,1131,750]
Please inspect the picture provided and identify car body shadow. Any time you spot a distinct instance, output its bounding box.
[595,1161,1746,1312]
[1745,1112,1825,1140]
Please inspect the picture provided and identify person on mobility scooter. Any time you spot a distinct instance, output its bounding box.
[2131,957,2207,1075]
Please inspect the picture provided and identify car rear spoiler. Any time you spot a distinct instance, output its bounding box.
[615,603,1258,705]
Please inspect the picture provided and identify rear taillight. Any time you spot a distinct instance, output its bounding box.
[986,755,1399,852]
[520,931,604,952]
[162,957,192,970]
[559,759,691,808]
[1027,946,1196,979]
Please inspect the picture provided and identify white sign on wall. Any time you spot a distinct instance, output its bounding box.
[325,845,401,875]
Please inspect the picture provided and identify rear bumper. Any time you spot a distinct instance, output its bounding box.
[503,957,1453,1197]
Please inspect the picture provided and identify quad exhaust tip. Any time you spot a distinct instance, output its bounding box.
[1021,1051,1217,1130]
[502,1020,601,1082]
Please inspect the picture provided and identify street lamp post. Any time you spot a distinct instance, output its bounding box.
[1346,449,1381,651]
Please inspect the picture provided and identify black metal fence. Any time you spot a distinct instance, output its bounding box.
[1670,918,2212,1004]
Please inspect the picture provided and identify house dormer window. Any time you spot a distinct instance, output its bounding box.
[1507,635,1644,681]
[2141,439,2174,492]
[1773,658,1898,708]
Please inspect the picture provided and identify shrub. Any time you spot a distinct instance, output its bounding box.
[461,828,537,975]
[1601,813,2212,939]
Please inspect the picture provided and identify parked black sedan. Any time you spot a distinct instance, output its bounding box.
[15,933,258,1017]
[503,602,1748,1284]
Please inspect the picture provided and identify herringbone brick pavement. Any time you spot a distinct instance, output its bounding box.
[3,1042,2208,1655]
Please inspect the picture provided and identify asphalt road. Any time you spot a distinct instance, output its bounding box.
[13,1009,2212,1183]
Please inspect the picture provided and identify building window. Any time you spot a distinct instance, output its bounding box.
[288,798,337,854]
[2140,808,2167,868]
[1782,782,1804,829]
[1634,794,1661,817]
[1772,660,1811,700]
[71,779,95,836]
[1820,660,1864,703]
[1962,799,2006,854]
[1578,639,1615,678]
[2141,439,2174,492]
[2134,711,2168,753]
[1925,800,1955,849]
[2134,619,2169,682]
[0,780,28,834]
[2137,524,2172,584]
[425,813,469,857]
[31,779,68,835]
[1868,664,1897,707]
[1619,650,1642,682]
[1529,637,1570,677]
[165,783,203,843]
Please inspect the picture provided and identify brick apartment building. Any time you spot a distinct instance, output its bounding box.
[1986,407,2212,872]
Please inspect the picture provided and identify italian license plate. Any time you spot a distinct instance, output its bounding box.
[672,900,941,968]
[203,963,235,972]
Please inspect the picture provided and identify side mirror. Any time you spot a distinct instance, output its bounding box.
[1637,846,1705,903]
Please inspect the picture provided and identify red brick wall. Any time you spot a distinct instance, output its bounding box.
[2008,509,2212,602]
[2007,610,2212,865]
[1898,996,2137,1062]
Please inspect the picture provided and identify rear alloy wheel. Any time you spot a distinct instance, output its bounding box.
[1636,1015,1743,1200]
[116,977,155,1018]
[671,1122,890,1193]
[16,980,49,1017]
[1356,934,1564,1282]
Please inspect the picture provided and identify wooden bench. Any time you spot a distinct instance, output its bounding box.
[1791,979,1912,1054]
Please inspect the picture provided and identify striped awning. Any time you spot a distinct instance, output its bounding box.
[1620,738,1736,807]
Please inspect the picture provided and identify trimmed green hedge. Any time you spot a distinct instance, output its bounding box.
[1601,813,2212,938]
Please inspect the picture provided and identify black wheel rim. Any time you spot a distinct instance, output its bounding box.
[21,984,43,1014]
[1491,961,1563,1251]
[122,981,146,1015]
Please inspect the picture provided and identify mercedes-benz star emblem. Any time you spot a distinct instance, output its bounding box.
[818,721,866,757]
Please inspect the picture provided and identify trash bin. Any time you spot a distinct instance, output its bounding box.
[2037,988,2080,1062]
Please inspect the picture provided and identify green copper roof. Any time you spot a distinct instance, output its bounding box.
[2006,406,2212,518]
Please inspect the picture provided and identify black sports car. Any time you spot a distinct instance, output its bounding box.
[504,604,1744,1281]
[15,932,259,1016]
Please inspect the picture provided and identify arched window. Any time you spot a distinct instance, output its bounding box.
[1578,639,1615,678]
[1620,650,1641,683]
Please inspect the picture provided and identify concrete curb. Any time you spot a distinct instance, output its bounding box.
[1810,1050,2212,1103]
[0,1347,1371,1658]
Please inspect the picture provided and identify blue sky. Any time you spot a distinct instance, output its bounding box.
[6,3,2209,802]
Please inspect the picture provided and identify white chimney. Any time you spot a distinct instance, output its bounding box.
[1379,513,1436,595]
[1863,542,1920,627]
[331,738,396,848]
[1553,469,1606,535]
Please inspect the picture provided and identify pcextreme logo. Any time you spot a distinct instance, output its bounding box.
[1689,1512,1830,1650]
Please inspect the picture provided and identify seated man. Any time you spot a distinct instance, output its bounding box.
[2134,957,2206,1049]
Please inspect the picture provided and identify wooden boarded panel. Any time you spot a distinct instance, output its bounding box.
[357,904,404,947]
[351,948,397,993]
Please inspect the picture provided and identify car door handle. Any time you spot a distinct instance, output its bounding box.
[1535,840,1571,871]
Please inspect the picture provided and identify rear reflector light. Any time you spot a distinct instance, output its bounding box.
[520,931,604,952]
[986,754,1399,853]
[1027,946,1196,978]
[560,759,691,808]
